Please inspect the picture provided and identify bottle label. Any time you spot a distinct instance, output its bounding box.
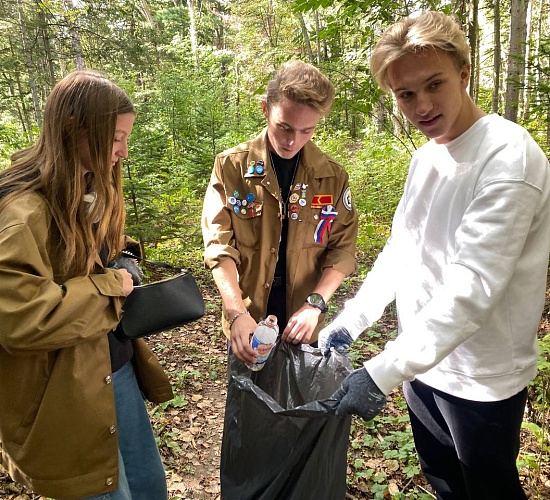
[253,342,274,356]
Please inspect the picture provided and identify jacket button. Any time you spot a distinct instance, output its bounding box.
[270,248,276,253]
[104,375,112,384]
[264,283,270,289]
[109,425,117,434]
[106,477,114,486]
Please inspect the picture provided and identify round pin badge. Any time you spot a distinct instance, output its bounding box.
[298,198,307,206]
[247,165,255,174]
[233,205,240,214]
[290,213,298,220]
[255,165,264,174]
[246,193,255,203]
[228,196,237,205]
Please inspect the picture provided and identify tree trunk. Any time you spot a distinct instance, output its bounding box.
[187,0,199,69]
[314,10,321,64]
[533,0,543,105]
[504,0,528,122]
[374,98,386,134]
[297,12,314,63]
[138,0,155,28]
[17,0,42,126]
[521,0,533,121]
[36,1,56,87]
[492,0,501,114]
[468,0,479,101]
[63,0,86,70]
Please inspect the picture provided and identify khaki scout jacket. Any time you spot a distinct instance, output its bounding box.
[0,192,173,499]
[202,129,358,339]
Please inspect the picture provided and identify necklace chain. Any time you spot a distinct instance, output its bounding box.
[269,151,301,220]
[270,151,301,202]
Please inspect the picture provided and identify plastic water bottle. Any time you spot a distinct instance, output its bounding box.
[246,315,279,371]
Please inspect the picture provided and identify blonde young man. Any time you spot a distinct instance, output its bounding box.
[321,11,550,500]
[202,60,358,361]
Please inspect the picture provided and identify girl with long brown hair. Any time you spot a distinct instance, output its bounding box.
[0,70,172,500]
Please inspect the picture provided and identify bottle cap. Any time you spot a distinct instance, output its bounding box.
[265,314,278,327]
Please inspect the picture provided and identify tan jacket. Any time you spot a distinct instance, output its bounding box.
[0,192,173,499]
[202,129,358,338]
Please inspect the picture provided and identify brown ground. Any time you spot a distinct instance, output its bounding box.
[1,269,550,499]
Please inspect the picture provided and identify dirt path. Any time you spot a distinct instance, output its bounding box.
[153,293,226,500]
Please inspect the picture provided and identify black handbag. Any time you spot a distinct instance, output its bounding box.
[118,267,205,339]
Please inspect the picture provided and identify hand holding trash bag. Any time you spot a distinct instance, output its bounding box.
[331,367,386,421]
[318,325,354,356]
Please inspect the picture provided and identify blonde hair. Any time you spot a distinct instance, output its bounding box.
[0,70,135,276]
[264,59,335,116]
[370,11,470,93]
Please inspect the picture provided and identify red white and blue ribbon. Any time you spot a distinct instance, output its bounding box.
[314,205,338,243]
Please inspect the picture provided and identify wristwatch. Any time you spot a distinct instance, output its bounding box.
[305,293,328,313]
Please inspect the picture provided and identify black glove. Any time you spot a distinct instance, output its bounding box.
[319,326,354,356]
[107,256,143,286]
[331,368,387,421]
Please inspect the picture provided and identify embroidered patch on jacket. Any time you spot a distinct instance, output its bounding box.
[311,194,333,208]
[343,186,352,211]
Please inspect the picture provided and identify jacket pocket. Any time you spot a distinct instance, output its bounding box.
[231,201,264,249]
[12,355,52,445]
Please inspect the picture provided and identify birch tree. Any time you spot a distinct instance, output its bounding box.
[505,0,528,121]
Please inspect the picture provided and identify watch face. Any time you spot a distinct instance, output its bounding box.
[308,293,324,307]
[307,293,327,312]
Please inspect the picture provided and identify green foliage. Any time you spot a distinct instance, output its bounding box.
[348,404,424,498]
[348,133,409,252]
[0,120,30,170]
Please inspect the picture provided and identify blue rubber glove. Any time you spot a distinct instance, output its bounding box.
[107,256,143,286]
[331,367,387,421]
[318,326,354,356]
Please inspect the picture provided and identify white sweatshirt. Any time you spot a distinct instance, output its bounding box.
[334,114,550,402]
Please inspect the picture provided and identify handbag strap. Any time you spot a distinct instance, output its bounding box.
[121,249,184,273]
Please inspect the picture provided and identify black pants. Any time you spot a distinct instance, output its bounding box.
[403,379,527,500]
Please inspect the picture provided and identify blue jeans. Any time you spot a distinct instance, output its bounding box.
[81,362,168,500]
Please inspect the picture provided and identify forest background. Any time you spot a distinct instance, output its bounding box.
[1,0,550,498]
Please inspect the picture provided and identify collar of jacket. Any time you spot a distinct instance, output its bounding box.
[248,128,341,182]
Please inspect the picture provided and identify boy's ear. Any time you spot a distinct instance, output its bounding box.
[261,100,269,118]
[460,64,471,85]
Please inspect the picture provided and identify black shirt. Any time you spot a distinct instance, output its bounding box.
[271,150,300,279]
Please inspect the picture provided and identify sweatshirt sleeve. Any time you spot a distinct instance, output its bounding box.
[366,178,544,395]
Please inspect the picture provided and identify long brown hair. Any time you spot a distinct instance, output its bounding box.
[0,70,135,276]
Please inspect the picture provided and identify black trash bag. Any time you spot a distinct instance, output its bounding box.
[220,340,353,500]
